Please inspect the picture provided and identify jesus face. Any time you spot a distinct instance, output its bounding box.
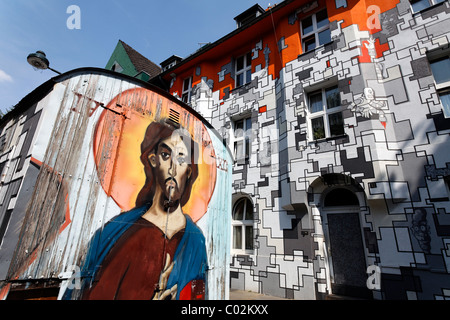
[149,133,192,204]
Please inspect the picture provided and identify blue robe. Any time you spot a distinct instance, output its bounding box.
[62,205,208,300]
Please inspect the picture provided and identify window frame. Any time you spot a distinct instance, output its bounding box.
[437,89,450,118]
[444,176,450,198]
[410,0,445,13]
[235,52,253,88]
[232,197,254,254]
[300,9,331,53]
[232,116,252,163]
[429,52,450,118]
[181,76,193,104]
[306,85,345,141]
[111,61,123,73]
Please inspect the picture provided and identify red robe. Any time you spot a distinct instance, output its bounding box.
[83,218,184,300]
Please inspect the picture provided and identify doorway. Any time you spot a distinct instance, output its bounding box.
[322,188,372,299]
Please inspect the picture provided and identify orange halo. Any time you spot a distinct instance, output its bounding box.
[92,88,217,223]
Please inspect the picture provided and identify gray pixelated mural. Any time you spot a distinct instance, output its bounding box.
[188,0,450,300]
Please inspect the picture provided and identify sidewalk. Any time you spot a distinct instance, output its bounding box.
[229,289,291,300]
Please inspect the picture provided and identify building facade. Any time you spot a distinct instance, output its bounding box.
[154,0,450,299]
[0,69,232,300]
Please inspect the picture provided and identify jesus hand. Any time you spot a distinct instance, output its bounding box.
[153,253,178,300]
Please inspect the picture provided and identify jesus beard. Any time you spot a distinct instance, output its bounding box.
[162,178,182,210]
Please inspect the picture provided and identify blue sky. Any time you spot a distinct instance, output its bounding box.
[0,0,268,114]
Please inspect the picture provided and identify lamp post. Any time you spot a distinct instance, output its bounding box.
[27,51,62,75]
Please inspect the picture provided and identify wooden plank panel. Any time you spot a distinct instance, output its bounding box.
[2,70,232,300]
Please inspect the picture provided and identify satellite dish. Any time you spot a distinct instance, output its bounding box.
[27,51,50,70]
[26,51,61,74]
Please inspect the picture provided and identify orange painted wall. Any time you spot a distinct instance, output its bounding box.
[169,12,299,101]
[169,0,401,99]
[327,0,400,33]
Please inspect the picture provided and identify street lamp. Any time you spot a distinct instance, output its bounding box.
[27,51,62,75]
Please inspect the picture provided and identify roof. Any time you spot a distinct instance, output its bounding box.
[233,4,265,24]
[160,55,183,69]
[160,55,183,66]
[119,40,161,77]
[155,0,296,80]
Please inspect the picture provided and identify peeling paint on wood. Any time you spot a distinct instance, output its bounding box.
[0,69,232,300]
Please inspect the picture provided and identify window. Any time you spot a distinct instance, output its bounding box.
[232,198,254,252]
[430,55,450,117]
[111,61,123,73]
[410,0,445,12]
[445,176,450,196]
[235,52,252,87]
[438,90,450,118]
[233,117,252,162]
[307,85,344,140]
[301,9,331,52]
[181,77,193,104]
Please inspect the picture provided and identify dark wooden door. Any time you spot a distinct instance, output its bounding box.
[327,212,372,299]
